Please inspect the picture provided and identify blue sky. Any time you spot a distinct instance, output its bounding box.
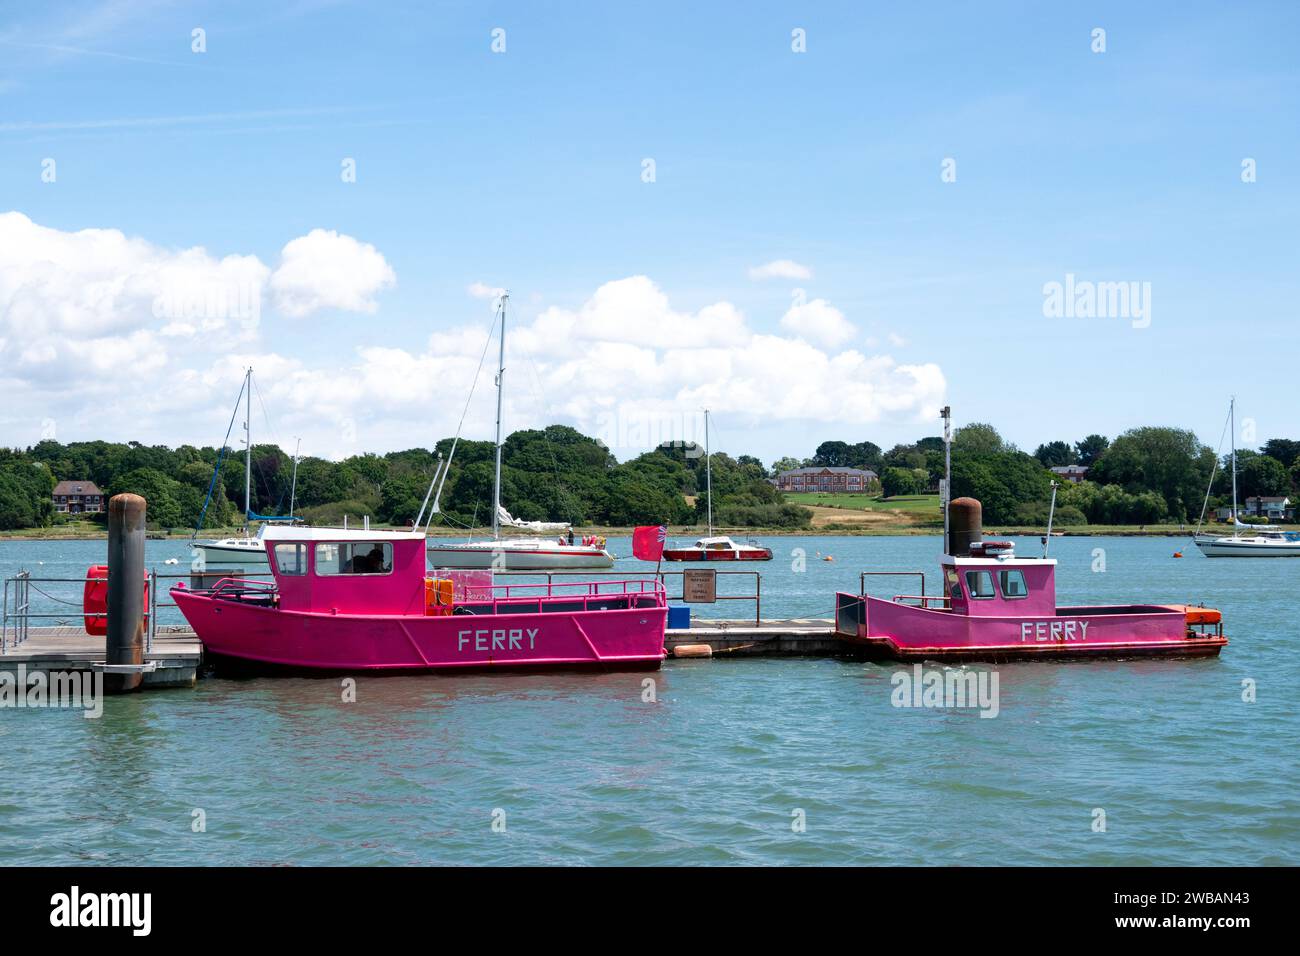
[1,0,1297,464]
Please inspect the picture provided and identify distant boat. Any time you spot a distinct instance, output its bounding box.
[663,535,774,562]
[190,369,300,568]
[1194,397,1300,557]
[425,293,614,571]
[661,409,773,562]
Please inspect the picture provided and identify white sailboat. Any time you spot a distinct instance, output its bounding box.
[424,293,615,571]
[1194,397,1300,557]
[662,409,773,561]
[191,370,300,568]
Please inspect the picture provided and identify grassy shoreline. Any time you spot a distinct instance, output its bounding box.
[2,522,1284,541]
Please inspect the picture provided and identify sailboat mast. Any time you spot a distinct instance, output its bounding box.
[492,294,507,540]
[705,408,713,536]
[244,367,252,522]
[1230,396,1239,534]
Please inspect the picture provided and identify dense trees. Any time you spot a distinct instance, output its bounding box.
[5,419,1300,533]
[0,429,807,532]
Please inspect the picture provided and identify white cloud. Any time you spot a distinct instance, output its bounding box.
[748,259,813,280]
[0,216,943,459]
[467,281,505,300]
[779,298,856,348]
[270,229,395,318]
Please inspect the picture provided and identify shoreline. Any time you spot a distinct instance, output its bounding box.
[0,524,1277,541]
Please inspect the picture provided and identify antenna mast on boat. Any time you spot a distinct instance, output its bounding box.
[288,437,301,519]
[491,293,508,541]
[704,408,713,536]
[244,366,252,526]
[941,405,952,551]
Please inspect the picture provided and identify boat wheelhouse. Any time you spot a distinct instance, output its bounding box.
[172,526,666,672]
[835,539,1226,661]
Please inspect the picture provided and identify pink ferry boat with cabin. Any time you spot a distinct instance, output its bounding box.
[171,526,667,672]
[835,497,1227,662]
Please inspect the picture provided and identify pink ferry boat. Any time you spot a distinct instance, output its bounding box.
[835,539,1227,662]
[171,526,667,672]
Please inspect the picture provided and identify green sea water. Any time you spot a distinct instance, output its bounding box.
[1,534,1295,865]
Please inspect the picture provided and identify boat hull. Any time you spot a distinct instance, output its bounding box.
[190,542,268,566]
[661,549,773,562]
[834,593,1226,662]
[173,589,664,672]
[425,544,615,570]
[1194,536,1300,557]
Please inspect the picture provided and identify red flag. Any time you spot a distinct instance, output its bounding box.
[632,525,667,562]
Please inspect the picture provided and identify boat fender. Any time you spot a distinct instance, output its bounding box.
[673,643,713,658]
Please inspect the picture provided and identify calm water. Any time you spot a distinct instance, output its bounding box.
[1,534,1296,865]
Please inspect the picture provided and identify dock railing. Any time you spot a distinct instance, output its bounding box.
[0,567,274,654]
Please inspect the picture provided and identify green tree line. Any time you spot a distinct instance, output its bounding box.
[0,427,810,532]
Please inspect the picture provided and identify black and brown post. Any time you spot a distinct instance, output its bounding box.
[105,492,147,693]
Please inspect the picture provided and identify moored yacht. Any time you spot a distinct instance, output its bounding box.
[424,293,615,571]
[1193,397,1300,557]
[661,408,773,563]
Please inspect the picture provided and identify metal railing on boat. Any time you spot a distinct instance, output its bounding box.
[492,569,762,625]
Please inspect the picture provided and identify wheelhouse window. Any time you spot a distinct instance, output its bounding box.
[964,570,996,599]
[945,567,962,604]
[315,541,393,575]
[272,542,307,576]
[998,569,1029,599]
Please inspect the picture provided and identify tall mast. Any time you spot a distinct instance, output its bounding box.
[491,294,508,540]
[244,367,252,523]
[1230,395,1238,535]
[704,408,713,536]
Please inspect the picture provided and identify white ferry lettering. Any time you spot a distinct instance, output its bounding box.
[1020,620,1089,643]
[457,628,540,652]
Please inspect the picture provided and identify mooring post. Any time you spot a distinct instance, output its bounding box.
[106,493,147,693]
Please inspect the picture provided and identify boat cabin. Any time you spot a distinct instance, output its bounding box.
[262,526,427,615]
[942,544,1057,617]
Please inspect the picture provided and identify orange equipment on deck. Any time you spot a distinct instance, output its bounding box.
[424,577,454,616]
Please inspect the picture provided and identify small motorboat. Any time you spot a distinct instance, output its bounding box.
[172,526,666,672]
[662,535,774,562]
[835,531,1226,662]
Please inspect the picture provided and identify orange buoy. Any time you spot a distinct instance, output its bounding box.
[1173,551,1183,558]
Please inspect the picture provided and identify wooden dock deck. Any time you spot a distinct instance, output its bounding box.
[0,626,202,687]
[665,618,841,657]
